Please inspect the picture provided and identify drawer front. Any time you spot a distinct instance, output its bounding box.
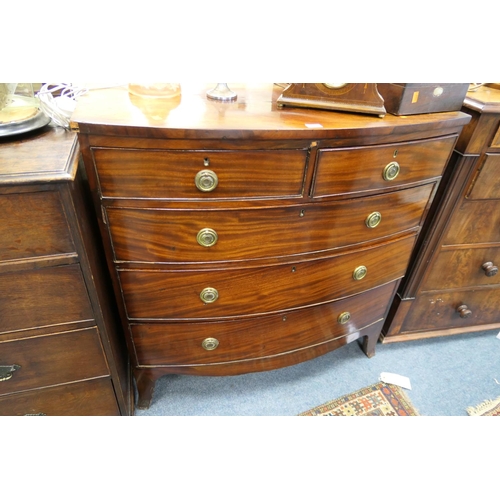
[442,200,500,245]
[312,135,456,198]
[92,148,308,199]
[491,123,500,148]
[0,190,75,263]
[131,281,398,366]
[402,287,500,333]
[467,153,500,200]
[119,234,415,320]
[108,184,431,264]
[0,378,120,416]
[0,265,94,334]
[0,328,109,396]
[422,246,500,291]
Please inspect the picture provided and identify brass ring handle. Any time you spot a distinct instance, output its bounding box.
[383,161,400,181]
[337,311,351,324]
[482,262,498,277]
[353,266,367,281]
[457,304,472,318]
[0,364,21,382]
[200,287,219,304]
[365,211,382,229]
[202,338,219,350]
[195,169,219,192]
[197,228,218,247]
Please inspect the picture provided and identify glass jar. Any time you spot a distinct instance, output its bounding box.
[128,83,181,99]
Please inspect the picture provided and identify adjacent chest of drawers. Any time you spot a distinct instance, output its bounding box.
[0,126,132,415]
[382,85,500,342]
[72,84,470,409]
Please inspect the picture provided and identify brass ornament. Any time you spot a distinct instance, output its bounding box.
[337,312,351,324]
[353,266,368,281]
[365,211,382,228]
[200,287,219,304]
[202,338,220,350]
[197,228,218,247]
[383,161,400,181]
[0,364,21,382]
[195,169,218,192]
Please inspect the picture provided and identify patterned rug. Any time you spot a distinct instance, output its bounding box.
[299,382,419,416]
[466,396,500,416]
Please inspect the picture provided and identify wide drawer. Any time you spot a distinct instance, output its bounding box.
[312,135,456,198]
[0,264,94,335]
[0,327,109,397]
[402,287,500,333]
[467,153,500,200]
[92,148,308,200]
[0,190,75,264]
[442,199,500,245]
[0,378,120,416]
[119,233,415,320]
[131,281,398,366]
[107,184,431,264]
[422,246,500,291]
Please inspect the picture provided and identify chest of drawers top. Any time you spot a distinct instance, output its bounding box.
[0,126,78,185]
[72,84,470,142]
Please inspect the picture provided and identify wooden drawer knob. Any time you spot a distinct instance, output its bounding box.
[0,364,21,382]
[200,287,219,304]
[482,262,498,277]
[457,304,472,318]
[202,338,219,350]
[383,161,400,181]
[197,228,218,247]
[195,169,218,192]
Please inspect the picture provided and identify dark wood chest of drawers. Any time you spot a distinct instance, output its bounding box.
[0,126,132,415]
[383,85,500,342]
[72,84,470,409]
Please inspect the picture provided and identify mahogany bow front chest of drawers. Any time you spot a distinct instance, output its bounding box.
[72,84,470,409]
[0,126,132,415]
[382,84,500,342]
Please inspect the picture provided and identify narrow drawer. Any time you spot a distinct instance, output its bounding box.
[107,184,432,264]
[0,190,75,263]
[92,148,308,200]
[442,199,500,245]
[402,287,500,333]
[131,281,398,366]
[422,246,500,291]
[312,135,456,198]
[0,327,109,397]
[467,153,500,200]
[119,233,415,320]
[0,378,120,416]
[0,265,94,334]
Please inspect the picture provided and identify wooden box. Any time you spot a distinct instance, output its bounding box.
[377,83,469,115]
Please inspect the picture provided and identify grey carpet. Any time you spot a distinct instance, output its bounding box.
[135,329,500,416]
